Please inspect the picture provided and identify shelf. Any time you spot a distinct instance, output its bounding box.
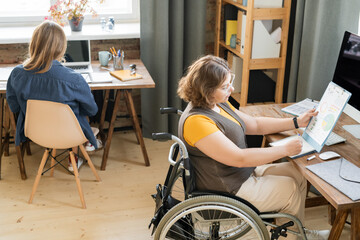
[219,40,243,58]
[249,58,283,69]
[231,92,242,103]
[0,23,140,44]
[220,40,282,69]
[222,0,287,20]
[253,8,287,20]
[215,0,291,106]
[223,0,247,11]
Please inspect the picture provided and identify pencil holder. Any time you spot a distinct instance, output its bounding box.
[113,55,124,70]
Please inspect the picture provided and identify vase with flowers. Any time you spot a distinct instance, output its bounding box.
[46,0,105,31]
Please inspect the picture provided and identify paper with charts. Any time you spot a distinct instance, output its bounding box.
[270,82,351,157]
[302,82,351,152]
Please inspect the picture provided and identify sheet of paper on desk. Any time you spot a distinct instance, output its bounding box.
[82,72,114,84]
[269,135,316,158]
[0,67,14,80]
[281,98,319,116]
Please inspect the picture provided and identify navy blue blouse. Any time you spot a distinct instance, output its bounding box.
[6,60,98,147]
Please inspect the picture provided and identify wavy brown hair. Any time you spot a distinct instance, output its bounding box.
[23,21,67,73]
[177,55,231,108]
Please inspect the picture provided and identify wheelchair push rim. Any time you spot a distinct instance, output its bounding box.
[155,195,270,240]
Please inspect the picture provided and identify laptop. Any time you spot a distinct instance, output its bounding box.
[63,40,93,74]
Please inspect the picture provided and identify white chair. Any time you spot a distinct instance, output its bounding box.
[25,100,101,209]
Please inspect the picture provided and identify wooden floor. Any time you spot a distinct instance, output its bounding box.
[0,131,351,239]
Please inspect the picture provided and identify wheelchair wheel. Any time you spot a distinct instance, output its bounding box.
[154,195,270,240]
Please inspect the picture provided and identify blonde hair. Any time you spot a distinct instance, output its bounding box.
[23,20,67,73]
[177,55,231,108]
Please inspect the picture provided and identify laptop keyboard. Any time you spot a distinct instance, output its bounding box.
[325,132,346,146]
[68,65,89,70]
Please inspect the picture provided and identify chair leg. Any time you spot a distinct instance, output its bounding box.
[69,151,86,209]
[79,145,101,182]
[25,140,32,156]
[29,149,49,204]
[50,149,56,177]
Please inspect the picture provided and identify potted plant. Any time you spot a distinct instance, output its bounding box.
[46,0,104,31]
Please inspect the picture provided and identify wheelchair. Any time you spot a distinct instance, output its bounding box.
[149,108,309,240]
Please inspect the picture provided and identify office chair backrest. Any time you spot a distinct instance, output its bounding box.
[25,100,88,149]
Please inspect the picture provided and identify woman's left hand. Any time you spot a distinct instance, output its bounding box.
[297,108,318,128]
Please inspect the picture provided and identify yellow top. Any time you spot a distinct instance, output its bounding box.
[184,102,241,147]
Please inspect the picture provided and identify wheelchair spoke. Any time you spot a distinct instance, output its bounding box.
[157,198,268,240]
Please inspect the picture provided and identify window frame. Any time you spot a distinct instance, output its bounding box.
[0,0,139,27]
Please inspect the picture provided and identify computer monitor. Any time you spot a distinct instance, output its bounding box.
[332,31,360,138]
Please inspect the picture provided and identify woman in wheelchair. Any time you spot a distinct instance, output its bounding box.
[170,55,329,240]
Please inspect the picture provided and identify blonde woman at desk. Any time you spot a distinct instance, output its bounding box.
[177,55,329,240]
[6,20,100,171]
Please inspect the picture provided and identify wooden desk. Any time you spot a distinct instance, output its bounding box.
[89,60,154,170]
[239,103,360,240]
[0,59,155,179]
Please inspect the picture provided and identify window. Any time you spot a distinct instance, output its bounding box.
[358,10,360,35]
[0,0,139,26]
[91,0,139,22]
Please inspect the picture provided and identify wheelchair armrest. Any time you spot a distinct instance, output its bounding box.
[152,133,172,141]
[160,107,183,115]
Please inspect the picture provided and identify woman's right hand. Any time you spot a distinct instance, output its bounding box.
[284,138,303,156]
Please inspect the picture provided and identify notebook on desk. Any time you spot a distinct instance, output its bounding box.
[110,70,142,81]
[63,40,93,74]
[270,82,351,158]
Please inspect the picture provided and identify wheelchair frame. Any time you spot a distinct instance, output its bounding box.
[150,108,308,240]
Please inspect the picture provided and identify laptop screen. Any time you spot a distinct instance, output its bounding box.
[64,40,91,65]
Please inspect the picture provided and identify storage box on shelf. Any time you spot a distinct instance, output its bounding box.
[214,0,291,106]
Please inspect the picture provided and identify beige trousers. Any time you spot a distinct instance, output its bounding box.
[236,162,307,240]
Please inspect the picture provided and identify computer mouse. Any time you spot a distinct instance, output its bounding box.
[319,151,341,160]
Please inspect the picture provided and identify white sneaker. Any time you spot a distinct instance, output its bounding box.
[85,141,95,151]
[85,139,103,152]
[68,156,84,172]
[305,229,330,240]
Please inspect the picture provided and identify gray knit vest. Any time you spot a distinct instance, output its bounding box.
[178,102,255,195]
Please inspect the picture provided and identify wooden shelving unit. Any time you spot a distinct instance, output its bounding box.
[214,0,292,106]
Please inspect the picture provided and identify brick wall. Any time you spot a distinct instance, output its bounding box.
[0,39,140,64]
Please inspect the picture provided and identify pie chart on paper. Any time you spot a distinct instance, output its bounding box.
[322,114,335,132]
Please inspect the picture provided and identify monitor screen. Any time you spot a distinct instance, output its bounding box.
[332,31,360,111]
[64,40,90,63]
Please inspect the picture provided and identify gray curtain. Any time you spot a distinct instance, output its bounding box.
[140,0,207,137]
[287,0,360,102]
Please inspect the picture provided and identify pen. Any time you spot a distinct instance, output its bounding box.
[117,49,121,57]
[307,155,316,161]
[111,47,117,56]
[110,47,116,56]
